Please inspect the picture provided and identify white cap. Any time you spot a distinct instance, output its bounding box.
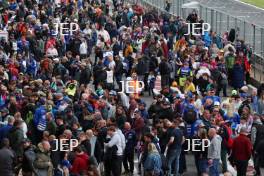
[214,101,220,106]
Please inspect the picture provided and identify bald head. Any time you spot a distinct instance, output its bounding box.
[86,129,93,139]
[42,140,51,151]
[8,116,15,125]
[63,129,72,139]
[208,128,216,138]
[124,122,131,130]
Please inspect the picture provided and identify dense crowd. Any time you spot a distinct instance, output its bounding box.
[0,0,264,176]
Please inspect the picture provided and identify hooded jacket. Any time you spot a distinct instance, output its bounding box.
[70,152,89,175]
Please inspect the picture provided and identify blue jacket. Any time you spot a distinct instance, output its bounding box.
[17,39,30,53]
[187,119,203,137]
[0,124,13,141]
[124,130,137,153]
[232,64,244,89]
[144,152,162,175]
[33,105,46,126]
[224,113,240,129]
[26,58,37,76]
[203,31,212,47]
[202,96,221,105]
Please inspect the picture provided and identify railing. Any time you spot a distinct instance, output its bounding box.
[125,0,264,84]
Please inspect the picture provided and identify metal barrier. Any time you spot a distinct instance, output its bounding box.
[125,0,264,83]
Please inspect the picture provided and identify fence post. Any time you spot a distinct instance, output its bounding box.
[253,25,256,53]
[219,12,222,35]
[205,7,208,22]
[227,15,229,31]
[235,18,238,38]
[172,0,175,14]
[211,9,214,31]
[261,28,264,57]
[215,11,218,34]
[199,4,202,19]
[243,21,246,41]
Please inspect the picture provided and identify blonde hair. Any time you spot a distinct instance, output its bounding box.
[226,103,235,117]
[148,143,159,153]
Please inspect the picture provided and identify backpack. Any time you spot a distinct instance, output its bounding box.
[183,105,197,124]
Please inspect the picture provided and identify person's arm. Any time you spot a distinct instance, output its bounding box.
[34,155,52,169]
[105,134,118,147]
[251,126,257,145]
[70,158,79,174]
[167,134,174,147]
[246,139,253,160]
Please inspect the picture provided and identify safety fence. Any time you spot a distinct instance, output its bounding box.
[125,0,264,84]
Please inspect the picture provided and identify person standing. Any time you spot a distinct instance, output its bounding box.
[8,120,25,159]
[0,138,15,176]
[144,143,162,176]
[105,126,124,176]
[208,128,222,176]
[231,127,252,176]
[159,57,171,88]
[123,122,137,175]
[255,138,264,176]
[166,119,184,176]
[22,139,37,176]
[70,146,89,175]
[34,140,53,176]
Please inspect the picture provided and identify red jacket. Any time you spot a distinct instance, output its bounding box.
[232,134,252,161]
[70,153,89,174]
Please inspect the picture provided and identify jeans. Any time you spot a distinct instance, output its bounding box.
[235,160,248,176]
[221,148,228,173]
[123,151,134,173]
[198,158,208,174]
[115,74,122,91]
[194,155,201,176]
[167,148,182,176]
[209,159,220,176]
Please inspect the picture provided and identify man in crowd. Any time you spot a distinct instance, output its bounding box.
[231,127,253,176]
[208,128,222,176]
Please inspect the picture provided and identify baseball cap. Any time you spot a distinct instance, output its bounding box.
[214,101,220,106]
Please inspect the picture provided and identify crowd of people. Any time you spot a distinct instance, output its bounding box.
[0,0,264,176]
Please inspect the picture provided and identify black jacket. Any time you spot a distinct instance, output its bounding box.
[115,60,123,75]
[256,139,264,167]
[8,127,24,157]
[80,67,92,85]
[0,147,15,176]
[22,146,37,173]
[159,60,170,75]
